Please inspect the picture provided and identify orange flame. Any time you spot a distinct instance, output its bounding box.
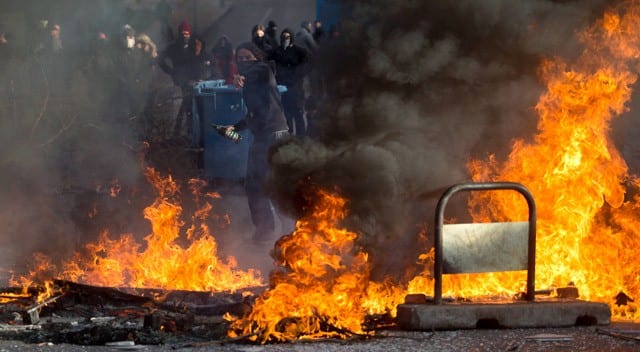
[465,1,640,320]
[59,168,262,291]
[7,253,59,303]
[10,168,262,294]
[229,189,405,343]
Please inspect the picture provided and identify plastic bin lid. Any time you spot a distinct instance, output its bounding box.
[193,80,288,94]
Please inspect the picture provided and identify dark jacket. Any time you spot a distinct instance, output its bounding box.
[233,61,288,137]
[251,36,272,57]
[157,38,193,86]
[269,41,308,89]
[190,50,220,81]
[109,42,148,93]
[294,27,317,57]
[211,37,238,84]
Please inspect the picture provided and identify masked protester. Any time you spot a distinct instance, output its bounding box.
[265,20,279,49]
[33,22,68,91]
[223,42,290,243]
[251,24,272,56]
[269,28,309,136]
[157,20,197,138]
[103,24,149,140]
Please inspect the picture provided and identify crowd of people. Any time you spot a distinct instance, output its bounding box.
[0,13,338,142]
[0,10,342,243]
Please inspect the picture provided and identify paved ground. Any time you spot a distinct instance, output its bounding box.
[1,323,639,351]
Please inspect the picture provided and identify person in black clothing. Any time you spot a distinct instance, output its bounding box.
[251,24,272,57]
[269,28,309,135]
[157,21,195,137]
[188,34,221,82]
[313,20,325,43]
[265,20,279,49]
[108,24,149,133]
[35,22,69,92]
[223,42,290,242]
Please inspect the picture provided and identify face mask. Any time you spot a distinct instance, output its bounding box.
[237,61,256,75]
[281,39,290,49]
[126,37,135,49]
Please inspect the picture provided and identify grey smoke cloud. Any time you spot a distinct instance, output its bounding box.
[0,0,625,286]
[0,0,163,278]
[0,0,318,284]
[270,0,612,279]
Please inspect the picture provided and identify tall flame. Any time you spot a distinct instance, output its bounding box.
[230,2,640,341]
[229,188,405,343]
[6,1,640,337]
[12,168,262,293]
[466,0,640,320]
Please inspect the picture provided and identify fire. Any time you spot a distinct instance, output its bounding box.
[5,1,640,340]
[465,1,640,320]
[5,254,60,303]
[228,2,640,341]
[9,167,262,294]
[229,189,405,343]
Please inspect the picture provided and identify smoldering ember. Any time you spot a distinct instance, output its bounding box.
[1,0,640,351]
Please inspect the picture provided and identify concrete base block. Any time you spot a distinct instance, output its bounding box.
[397,300,611,330]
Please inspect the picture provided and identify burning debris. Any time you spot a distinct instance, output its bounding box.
[0,279,258,346]
[10,167,264,293]
[226,188,407,343]
[465,0,640,321]
[4,0,640,348]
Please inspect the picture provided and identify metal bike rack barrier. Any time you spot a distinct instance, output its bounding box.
[433,182,537,304]
[397,182,611,330]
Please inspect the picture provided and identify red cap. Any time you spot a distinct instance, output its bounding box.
[178,21,191,34]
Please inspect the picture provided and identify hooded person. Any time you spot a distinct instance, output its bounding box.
[177,21,191,47]
[136,33,158,59]
[251,24,272,56]
[313,20,325,43]
[108,24,148,129]
[265,20,279,49]
[157,20,197,137]
[269,28,309,135]
[223,41,291,243]
[158,20,193,86]
[119,24,137,50]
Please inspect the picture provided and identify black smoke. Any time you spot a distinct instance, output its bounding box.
[269,0,615,280]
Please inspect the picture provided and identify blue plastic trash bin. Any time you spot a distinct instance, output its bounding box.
[192,80,251,180]
[192,80,288,180]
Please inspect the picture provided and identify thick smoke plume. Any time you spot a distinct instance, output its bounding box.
[270,0,616,279]
[0,0,171,280]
